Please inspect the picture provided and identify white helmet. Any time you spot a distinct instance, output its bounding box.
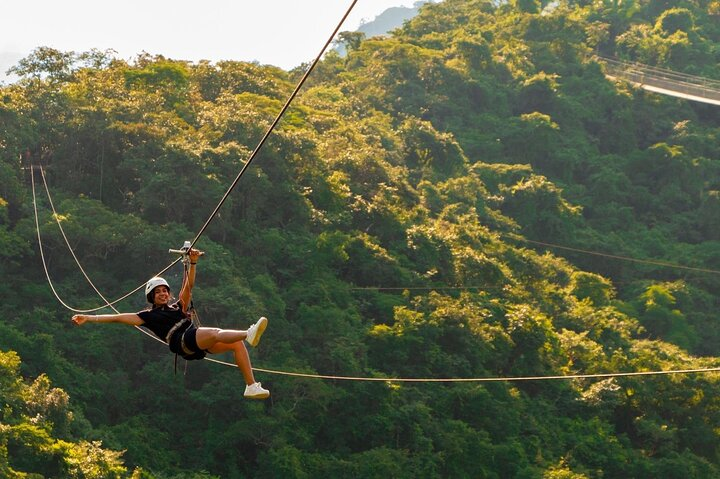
[145,277,170,303]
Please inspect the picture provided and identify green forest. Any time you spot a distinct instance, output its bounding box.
[1,0,720,477]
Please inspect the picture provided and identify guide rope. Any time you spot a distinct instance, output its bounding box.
[31,166,178,346]
[33,166,180,313]
[208,357,720,382]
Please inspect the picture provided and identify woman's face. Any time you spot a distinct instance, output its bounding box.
[152,285,171,306]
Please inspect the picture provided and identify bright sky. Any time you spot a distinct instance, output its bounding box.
[1,0,420,79]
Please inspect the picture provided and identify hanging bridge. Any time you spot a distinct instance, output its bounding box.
[596,55,720,106]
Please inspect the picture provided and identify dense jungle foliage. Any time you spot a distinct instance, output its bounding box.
[1,0,720,477]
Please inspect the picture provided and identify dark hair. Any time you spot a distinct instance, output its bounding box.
[147,285,172,304]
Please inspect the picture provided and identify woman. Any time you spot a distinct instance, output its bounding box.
[71,248,270,399]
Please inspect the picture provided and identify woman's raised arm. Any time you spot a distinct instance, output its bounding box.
[179,248,203,313]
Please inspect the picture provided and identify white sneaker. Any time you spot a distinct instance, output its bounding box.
[244,382,270,399]
[246,316,268,347]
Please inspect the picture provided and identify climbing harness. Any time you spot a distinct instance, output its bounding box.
[166,317,206,374]
[167,241,207,373]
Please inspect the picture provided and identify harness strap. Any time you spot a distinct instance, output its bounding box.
[165,318,190,344]
[180,330,197,357]
[173,353,191,376]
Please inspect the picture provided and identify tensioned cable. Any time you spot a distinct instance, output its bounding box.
[33,166,180,313]
[188,0,360,251]
[30,3,372,357]
[510,235,720,275]
[32,0,360,312]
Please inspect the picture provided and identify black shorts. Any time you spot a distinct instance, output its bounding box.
[169,325,207,361]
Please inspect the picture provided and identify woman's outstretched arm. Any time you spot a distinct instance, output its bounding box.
[72,313,143,326]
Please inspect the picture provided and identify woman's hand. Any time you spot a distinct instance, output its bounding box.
[72,314,89,325]
[188,248,204,264]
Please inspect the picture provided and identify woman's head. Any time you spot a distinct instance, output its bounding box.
[145,277,171,305]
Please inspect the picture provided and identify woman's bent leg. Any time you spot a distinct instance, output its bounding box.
[207,341,256,385]
[193,322,269,399]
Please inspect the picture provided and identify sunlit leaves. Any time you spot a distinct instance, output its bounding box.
[0,351,127,477]
[1,0,720,476]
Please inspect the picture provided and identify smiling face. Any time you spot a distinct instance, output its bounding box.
[151,285,171,307]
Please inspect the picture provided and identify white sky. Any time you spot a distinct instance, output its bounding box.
[1,0,421,79]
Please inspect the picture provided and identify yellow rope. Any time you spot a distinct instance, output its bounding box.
[207,357,720,382]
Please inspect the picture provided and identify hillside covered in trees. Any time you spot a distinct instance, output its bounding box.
[1,0,720,477]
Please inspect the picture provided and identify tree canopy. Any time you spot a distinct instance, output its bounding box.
[1,0,720,477]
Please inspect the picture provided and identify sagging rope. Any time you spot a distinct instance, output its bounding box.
[31,165,176,346]
[34,166,180,313]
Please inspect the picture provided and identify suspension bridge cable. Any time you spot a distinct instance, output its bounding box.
[188,0,360,251]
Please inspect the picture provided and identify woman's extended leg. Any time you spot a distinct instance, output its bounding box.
[195,327,246,345]
[194,317,267,349]
[204,339,269,399]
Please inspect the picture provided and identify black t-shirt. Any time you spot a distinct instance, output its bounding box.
[137,301,188,341]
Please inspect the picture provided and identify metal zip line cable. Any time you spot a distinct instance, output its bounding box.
[188,0,360,251]
[30,0,360,313]
[31,0,360,312]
